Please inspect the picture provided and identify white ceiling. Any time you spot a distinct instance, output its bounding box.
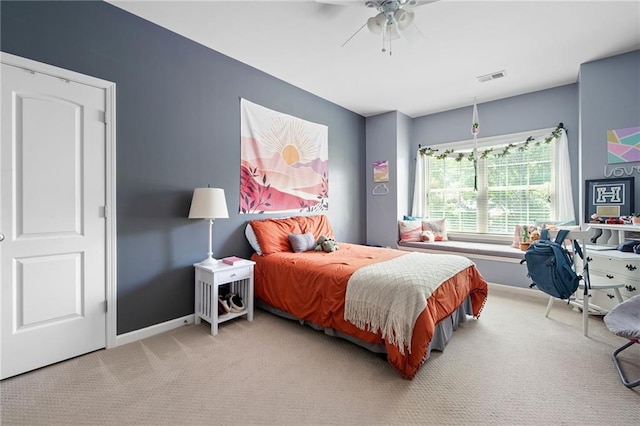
[108,0,640,118]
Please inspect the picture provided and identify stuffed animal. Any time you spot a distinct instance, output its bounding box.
[314,235,327,251]
[321,239,339,252]
[315,235,339,252]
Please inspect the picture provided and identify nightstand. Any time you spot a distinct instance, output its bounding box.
[194,260,255,335]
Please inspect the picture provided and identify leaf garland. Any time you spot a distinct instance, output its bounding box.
[419,124,564,161]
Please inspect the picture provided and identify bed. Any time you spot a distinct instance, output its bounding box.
[246,215,488,379]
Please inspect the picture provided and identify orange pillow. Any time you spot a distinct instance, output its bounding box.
[249,218,302,255]
[294,215,335,240]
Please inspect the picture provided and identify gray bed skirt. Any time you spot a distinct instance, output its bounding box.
[255,296,474,358]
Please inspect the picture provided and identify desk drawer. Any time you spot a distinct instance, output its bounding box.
[588,271,639,300]
[620,283,639,299]
[587,253,640,280]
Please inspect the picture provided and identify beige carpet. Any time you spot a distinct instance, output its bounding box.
[1,286,639,425]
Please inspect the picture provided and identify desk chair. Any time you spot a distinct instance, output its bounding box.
[543,229,624,337]
[604,294,640,388]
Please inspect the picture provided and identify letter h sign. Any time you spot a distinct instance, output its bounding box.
[595,185,623,204]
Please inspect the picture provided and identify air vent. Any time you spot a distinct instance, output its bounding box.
[477,70,507,83]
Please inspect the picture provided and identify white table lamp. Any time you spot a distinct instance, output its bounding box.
[188,187,229,265]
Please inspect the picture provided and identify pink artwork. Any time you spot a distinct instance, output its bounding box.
[240,99,328,214]
[373,160,389,182]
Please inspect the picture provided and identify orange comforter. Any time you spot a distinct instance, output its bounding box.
[252,243,488,379]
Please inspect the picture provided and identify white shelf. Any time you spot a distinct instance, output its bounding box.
[586,223,640,246]
[586,223,640,231]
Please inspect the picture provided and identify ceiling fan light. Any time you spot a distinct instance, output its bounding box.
[395,9,415,30]
[367,12,385,35]
[385,22,400,39]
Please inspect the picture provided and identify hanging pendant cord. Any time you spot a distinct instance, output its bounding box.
[471,99,480,191]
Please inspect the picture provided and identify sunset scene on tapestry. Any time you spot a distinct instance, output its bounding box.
[240,99,328,214]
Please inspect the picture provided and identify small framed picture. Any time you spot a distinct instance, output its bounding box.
[373,160,389,183]
[585,177,635,222]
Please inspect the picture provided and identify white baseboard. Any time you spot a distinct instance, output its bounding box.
[487,282,549,301]
[112,284,540,347]
[115,314,195,347]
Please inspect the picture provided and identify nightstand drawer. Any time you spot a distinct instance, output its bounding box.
[214,266,252,285]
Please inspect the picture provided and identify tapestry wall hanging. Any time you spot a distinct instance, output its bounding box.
[607,126,640,164]
[240,99,328,214]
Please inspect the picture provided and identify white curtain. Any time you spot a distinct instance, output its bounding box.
[411,127,576,225]
[411,151,428,217]
[551,128,576,223]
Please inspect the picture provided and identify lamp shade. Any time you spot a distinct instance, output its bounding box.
[188,187,229,219]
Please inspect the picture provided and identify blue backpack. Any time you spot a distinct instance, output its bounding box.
[521,229,586,300]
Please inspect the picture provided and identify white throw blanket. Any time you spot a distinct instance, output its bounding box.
[344,252,474,354]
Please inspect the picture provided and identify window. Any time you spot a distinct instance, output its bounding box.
[413,127,574,237]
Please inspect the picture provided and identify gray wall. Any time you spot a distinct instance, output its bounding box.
[397,113,413,221]
[579,50,640,222]
[1,1,366,334]
[364,111,413,248]
[365,111,397,247]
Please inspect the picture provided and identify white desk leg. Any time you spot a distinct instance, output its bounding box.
[583,291,589,337]
[544,296,554,318]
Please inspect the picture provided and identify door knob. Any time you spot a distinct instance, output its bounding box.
[0,233,4,242]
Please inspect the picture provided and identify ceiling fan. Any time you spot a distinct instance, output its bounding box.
[318,0,439,55]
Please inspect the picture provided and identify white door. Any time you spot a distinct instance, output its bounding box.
[1,62,107,379]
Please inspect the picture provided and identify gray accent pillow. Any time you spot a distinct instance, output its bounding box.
[288,232,316,253]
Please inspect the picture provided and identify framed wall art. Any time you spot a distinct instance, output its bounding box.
[607,126,640,164]
[585,177,635,222]
[373,160,389,183]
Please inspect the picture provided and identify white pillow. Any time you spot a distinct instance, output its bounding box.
[245,223,263,255]
[398,220,422,242]
[421,218,448,241]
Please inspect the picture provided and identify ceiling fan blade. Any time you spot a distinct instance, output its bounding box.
[400,23,425,43]
[341,22,368,47]
[315,0,365,5]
